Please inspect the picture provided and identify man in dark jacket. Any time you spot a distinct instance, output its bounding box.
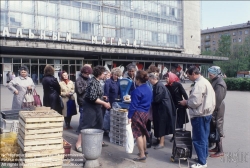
[75,65,92,125]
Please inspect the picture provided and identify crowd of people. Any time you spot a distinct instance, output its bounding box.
[6,64,227,168]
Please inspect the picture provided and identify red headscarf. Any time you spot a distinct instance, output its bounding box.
[166,72,179,85]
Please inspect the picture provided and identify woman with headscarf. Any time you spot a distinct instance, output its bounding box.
[208,66,227,158]
[165,72,189,142]
[59,71,75,129]
[7,66,35,109]
[42,65,62,114]
[148,72,176,149]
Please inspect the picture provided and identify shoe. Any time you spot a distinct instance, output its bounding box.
[67,126,73,129]
[75,146,82,153]
[191,163,207,168]
[133,157,146,163]
[137,151,148,157]
[154,145,164,149]
[210,152,224,158]
[102,142,108,147]
[209,148,218,152]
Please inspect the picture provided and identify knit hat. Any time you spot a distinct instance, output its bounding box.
[208,66,221,76]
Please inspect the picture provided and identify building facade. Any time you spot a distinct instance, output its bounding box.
[201,21,250,52]
[0,0,226,84]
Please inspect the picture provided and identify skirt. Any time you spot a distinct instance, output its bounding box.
[131,111,149,139]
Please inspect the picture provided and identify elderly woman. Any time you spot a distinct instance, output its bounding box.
[42,65,62,114]
[75,66,111,152]
[165,72,189,142]
[208,66,227,158]
[103,67,122,132]
[148,72,176,149]
[128,70,152,162]
[7,66,35,109]
[59,71,76,129]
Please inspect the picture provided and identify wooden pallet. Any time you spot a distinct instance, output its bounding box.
[19,160,63,168]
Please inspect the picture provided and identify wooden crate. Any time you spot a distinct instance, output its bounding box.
[19,148,64,164]
[19,110,64,129]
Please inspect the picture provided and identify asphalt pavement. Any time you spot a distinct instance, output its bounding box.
[1,82,250,168]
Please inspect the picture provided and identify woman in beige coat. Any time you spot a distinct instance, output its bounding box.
[59,71,75,129]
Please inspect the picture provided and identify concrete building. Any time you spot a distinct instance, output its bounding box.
[0,0,226,84]
[201,21,250,52]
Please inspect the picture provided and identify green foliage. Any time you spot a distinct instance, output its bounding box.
[224,78,250,91]
[214,35,250,77]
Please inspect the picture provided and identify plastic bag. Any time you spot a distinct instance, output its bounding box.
[112,102,121,111]
[125,123,134,153]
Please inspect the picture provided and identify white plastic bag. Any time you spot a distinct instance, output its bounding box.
[125,123,134,153]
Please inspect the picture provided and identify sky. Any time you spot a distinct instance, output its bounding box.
[201,1,250,30]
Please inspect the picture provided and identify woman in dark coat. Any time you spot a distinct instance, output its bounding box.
[148,72,176,149]
[42,65,62,114]
[165,72,189,141]
[75,66,111,153]
[208,66,227,158]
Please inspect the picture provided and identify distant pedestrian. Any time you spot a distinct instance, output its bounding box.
[11,72,16,80]
[208,66,227,158]
[6,71,11,83]
[179,66,215,168]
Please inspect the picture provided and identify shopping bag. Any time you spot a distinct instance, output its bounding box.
[33,89,42,106]
[103,110,110,131]
[125,123,134,153]
[22,90,34,108]
[67,97,77,116]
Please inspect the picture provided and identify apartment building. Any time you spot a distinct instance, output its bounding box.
[201,21,250,52]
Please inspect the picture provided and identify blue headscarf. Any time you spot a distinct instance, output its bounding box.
[208,66,221,76]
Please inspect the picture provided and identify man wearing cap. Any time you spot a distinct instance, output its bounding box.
[179,66,215,168]
[208,66,227,158]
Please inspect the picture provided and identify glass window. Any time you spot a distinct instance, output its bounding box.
[238,31,242,35]
[9,12,22,27]
[82,22,91,34]
[37,1,47,15]
[1,0,7,9]
[54,60,61,64]
[47,17,57,31]
[47,3,57,16]
[13,58,21,63]
[69,60,75,64]
[72,20,80,34]
[9,1,21,11]
[62,60,68,64]
[71,6,80,20]
[22,14,34,29]
[245,30,249,35]
[21,1,34,13]
[238,38,242,42]
[31,59,38,63]
[60,5,70,18]
[76,60,82,64]
[39,59,46,64]
[22,59,30,63]
[61,1,70,5]
[47,59,53,64]
[0,12,7,26]
[3,58,12,63]
[72,1,81,8]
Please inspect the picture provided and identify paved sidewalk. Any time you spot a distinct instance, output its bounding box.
[1,83,250,168]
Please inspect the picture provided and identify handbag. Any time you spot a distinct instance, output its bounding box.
[66,96,77,116]
[33,89,42,106]
[125,123,134,153]
[22,89,34,108]
[59,96,64,109]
